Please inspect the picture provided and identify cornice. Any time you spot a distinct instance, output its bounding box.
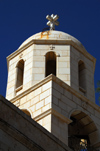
[10,74,100,113]
[6,39,96,72]
[34,108,72,124]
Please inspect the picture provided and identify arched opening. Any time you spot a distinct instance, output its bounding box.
[22,109,31,117]
[78,60,86,92]
[16,59,24,89]
[68,110,98,150]
[45,51,56,77]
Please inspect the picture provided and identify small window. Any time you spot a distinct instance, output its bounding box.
[45,51,56,77]
[78,60,86,92]
[16,59,24,89]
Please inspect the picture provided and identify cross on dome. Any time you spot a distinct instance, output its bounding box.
[46,14,59,30]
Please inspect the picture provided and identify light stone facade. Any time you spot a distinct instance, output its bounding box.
[5,30,100,150]
[0,95,71,151]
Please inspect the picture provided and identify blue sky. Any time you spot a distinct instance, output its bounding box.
[0,0,100,105]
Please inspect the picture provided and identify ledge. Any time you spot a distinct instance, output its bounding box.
[15,85,23,92]
[79,86,86,93]
[9,74,100,113]
[34,108,72,124]
[7,39,96,73]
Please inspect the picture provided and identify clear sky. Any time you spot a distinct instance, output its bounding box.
[0,0,100,105]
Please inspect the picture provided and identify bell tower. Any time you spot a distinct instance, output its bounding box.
[6,15,100,149]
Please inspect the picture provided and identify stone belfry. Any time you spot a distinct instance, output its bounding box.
[6,14,100,150]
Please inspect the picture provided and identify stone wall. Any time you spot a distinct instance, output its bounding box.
[0,95,72,151]
[8,74,100,149]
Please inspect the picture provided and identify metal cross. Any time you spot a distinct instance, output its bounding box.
[50,45,55,50]
[46,14,59,30]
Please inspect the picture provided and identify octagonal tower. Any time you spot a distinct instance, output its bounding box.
[6,30,96,102]
[6,16,100,149]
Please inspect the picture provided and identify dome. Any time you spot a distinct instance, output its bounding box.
[18,30,86,50]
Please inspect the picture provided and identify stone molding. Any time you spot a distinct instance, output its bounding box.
[34,108,72,124]
[7,39,96,72]
[10,74,100,113]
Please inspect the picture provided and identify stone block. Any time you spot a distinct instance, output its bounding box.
[52,104,61,114]
[34,74,44,80]
[23,100,31,108]
[52,88,61,99]
[34,87,41,96]
[31,95,40,105]
[52,115,59,126]
[33,108,41,117]
[58,62,68,67]
[45,96,51,105]
[72,95,81,106]
[40,89,50,100]
[7,87,14,95]
[44,123,51,132]
[63,89,72,100]
[42,81,52,92]
[34,61,44,67]
[20,96,27,105]
[59,68,70,74]
[42,103,50,112]
[58,75,68,81]
[53,82,63,94]
[59,101,67,111]
[26,91,34,100]
[52,96,59,106]
[43,115,51,126]
[33,56,45,61]
[32,68,43,73]
[36,100,44,110]
[30,105,35,113]
[58,57,69,62]
[34,50,41,55]
[52,123,60,136]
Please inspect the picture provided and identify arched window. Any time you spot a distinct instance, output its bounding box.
[16,59,24,89]
[45,51,56,77]
[78,60,86,91]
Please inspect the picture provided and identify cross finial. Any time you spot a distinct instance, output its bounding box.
[46,14,59,30]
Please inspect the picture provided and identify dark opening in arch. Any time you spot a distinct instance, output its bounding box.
[78,60,86,91]
[16,59,24,88]
[45,51,56,77]
[68,110,97,150]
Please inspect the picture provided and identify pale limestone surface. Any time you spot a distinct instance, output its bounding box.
[18,30,86,50]
[5,30,99,150]
[6,30,96,104]
[7,74,100,148]
[0,95,72,151]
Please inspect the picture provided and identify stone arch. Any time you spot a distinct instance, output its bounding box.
[16,58,25,67]
[68,109,98,149]
[15,59,24,89]
[45,51,56,77]
[21,108,32,117]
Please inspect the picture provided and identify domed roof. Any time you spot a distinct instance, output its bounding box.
[18,30,86,50]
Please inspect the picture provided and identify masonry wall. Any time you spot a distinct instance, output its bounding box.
[9,74,100,148]
[0,95,72,151]
[6,45,34,100]
[51,77,100,148]
[6,44,71,100]
[70,46,95,102]
[13,80,52,131]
